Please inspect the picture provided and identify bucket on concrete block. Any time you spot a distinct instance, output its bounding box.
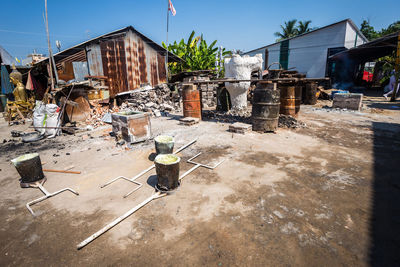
[155,154,180,191]
[251,82,280,132]
[11,153,44,184]
[154,135,174,155]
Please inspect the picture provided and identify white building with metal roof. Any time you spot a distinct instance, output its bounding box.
[243,19,368,78]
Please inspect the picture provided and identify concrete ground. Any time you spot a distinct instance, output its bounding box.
[0,96,399,266]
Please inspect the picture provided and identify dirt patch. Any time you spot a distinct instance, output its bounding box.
[237,151,282,167]
[0,139,67,161]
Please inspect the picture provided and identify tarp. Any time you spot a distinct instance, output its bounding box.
[1,65,14,94]
[0,45,17,66]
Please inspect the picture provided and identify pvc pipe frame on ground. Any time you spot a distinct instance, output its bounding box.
[100,138,198,198]
[77,152,225,250]
[26,183,79,216]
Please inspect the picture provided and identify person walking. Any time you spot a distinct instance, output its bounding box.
[384,71,400,100]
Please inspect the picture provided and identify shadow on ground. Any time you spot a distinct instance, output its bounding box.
[370,121,400,265]
[363,89,400,111]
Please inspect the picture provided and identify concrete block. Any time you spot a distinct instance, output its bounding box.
[229,122,252,134]
[179,117,200,126]
[332,93,363,110]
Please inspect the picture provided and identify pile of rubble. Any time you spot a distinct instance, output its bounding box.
[278,114,306,128]
[202,110,251,124]
[203,110,306,129]
[86,104,120,128]
[121,84,181,116]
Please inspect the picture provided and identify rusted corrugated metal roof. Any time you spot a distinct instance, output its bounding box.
[35,26,182,65]
[35,26,176,96]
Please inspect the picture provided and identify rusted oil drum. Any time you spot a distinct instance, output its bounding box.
[182,84,202,119]
[304,82,318,105]
[155,154,180,191]
[251,82,280,132]
[295,85,302,114]
[279,85,296,116]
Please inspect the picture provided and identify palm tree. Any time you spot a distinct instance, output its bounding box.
[297,20,313,34]
[274,19,298,41]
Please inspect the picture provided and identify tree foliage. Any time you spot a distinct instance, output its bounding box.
[297,20,313,34]
[274,20,317,41]
[274,19,298,40]
[360,20,380,40]
[360,19,400,41]
[162,31,230,76]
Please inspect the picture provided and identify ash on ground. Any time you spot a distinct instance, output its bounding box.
[202,110,251,124]
[278,115,306,128]
[203,110,306,129]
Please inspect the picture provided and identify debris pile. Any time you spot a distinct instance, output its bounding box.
[86,104,120,128]
[202,110,251,124]
[121,84,181,116]
[203,110,306,129]
[278,114,306,128]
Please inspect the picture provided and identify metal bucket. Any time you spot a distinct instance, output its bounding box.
[155,154,180,191]
[11,153,44,184]
[182,84,202,119]
[251,82,280,132]
[154,135,174,155]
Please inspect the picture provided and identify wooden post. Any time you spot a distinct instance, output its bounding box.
[43,0,55,102]
[390,32,400,102]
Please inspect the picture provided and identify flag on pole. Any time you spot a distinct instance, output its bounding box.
[168,0,176,16]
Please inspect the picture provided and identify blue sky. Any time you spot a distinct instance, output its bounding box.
[1,0,399,60]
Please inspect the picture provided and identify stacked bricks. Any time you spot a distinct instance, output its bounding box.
[182,75,217,108]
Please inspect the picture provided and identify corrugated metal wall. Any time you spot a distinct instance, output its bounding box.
[124,30,166,91]
[60,28,169,96]
[125,32,141,90]
[56,49,87,81]
[87,44,104,76]
[100,37,128,97]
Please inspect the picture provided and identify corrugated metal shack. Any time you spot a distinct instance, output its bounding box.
[35,26,182,97]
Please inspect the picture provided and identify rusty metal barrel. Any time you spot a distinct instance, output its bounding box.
[182,84,202,119]
[304,82,318,105]
[295,86,302,114]
[279,85,296,116]
[251,82,280,132]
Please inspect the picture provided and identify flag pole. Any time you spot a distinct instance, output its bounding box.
[165,0,169,82]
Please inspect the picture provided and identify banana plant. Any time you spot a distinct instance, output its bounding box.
[162,31,230,76]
